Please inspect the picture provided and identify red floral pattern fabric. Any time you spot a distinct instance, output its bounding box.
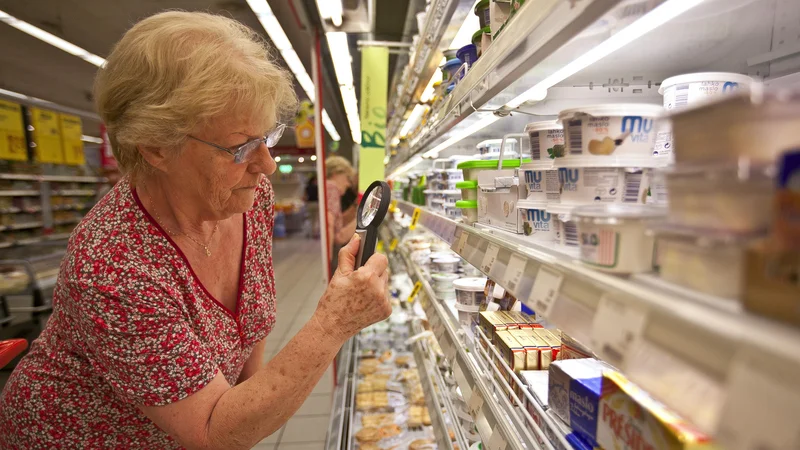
[0,176,276,449]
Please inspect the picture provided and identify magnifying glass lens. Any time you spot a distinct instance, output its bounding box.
[360,188,383,226]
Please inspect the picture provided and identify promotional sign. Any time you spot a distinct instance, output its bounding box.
[30,107,64,164]
[294,100,315,148]
[0,100,27,161]
[358,46,388,192]
[59,114,85,166]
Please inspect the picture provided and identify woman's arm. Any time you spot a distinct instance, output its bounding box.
[140,236,391,450]
[236,337,267,384]
[334,217,357,246]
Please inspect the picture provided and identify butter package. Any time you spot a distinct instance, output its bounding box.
[558,331,596,360]
[549,359,716,450]
[478,311,510,347]
[533,328,561,361]
[494,330,526,379]
[508,329,542,370]
[528,331,555,369]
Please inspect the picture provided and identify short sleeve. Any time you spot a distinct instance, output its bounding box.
[326,181,343,235]
[61,271,220,407]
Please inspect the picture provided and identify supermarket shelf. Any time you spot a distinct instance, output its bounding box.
[386,0,474,141]
[52,204,88,212]
[0,190,39,197]
[394,200,800,445]
[0,206,42,214]
[52,189,96,197]
[0,222,44,231]
[0,233,71,250]
[53,217,82,226]
[0,173,107,183]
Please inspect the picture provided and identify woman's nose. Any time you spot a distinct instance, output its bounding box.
[247,142,276,176]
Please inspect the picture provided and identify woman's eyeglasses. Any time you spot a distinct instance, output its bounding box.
[188,123,287,164]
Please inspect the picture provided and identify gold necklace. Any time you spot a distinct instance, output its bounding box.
[147,189,219,257]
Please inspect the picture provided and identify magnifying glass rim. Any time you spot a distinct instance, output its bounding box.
[356,180,391,229]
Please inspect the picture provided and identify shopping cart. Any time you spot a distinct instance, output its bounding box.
[0,339,27,369]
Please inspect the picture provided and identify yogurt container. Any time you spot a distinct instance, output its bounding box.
[457,44,478,67]
[444,204,462,220]
[520,161,559,202]
[517,200,556,242]
[547,204,579,247]
[442,58,463,83]
[559,104,664,167]
[455,303,481,329]
[476,138,518,159]
[474,0,491,28]
[670,88,800,164]
[573,204,665,274]
[442,189,461,205]
[524,120,565,161]
[665,162,775,233]
[432,272,460,291]
[433,256,461,273]
[456,180,478,201]
[457,158,530,183]
[555,162,648,205]
[456,199,478,225]
[654,228,750,299]
[453,277,487,307]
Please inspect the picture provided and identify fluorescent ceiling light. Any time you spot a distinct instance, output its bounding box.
[316,0,343,27]
[81,135,103,144]
[448,1,481,50]
[298,157,305,163]
[246,0,341,142]
[423,114,498,158]
[390,155,424,178]
[325,32,361,143]
[507,0,704,108]
[419,70,443,103]
[0,10,106,67]
[310,154,317,161]
[399,104,427,137]
[274,156,281,162]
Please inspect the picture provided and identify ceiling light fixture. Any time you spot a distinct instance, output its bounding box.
[81,135,103,144]
[274,156,281,162]
[389,155,423,179]
[310,154,317,161]
[245,0,341,142]
[298,157,305,163]
[422,114,499,159]
[326,32,361,143]
[399,104,427,137]
[0,10,106,67]
[315,0,343,27]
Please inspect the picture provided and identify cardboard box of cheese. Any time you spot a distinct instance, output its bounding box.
[548,359,716,450]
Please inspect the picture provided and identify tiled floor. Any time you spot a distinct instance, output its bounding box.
[253,236,333,450]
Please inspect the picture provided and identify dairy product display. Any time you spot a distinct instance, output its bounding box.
[546,203,579,248]
[524,120,565,162]
[556,165,646,205]
[454,277,487,307]
[520,162,560,202]
[517,200,555,242]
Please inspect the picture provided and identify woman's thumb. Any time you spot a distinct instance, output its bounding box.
[337,233,361,274]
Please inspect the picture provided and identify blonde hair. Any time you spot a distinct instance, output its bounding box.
[326,156,355,179]
[94,11,298,177]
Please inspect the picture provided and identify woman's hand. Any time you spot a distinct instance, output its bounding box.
[314,234,391,343]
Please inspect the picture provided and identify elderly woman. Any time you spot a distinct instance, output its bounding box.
[0,11,390,450]
[325,156,358,273]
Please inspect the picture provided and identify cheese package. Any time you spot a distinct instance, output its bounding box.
[558,331,596,360]
[508,329,542,371]
[494,330,526,381]
[533,328,561,361]
[549,359,716,450]
[528,331,555,369]
[478,311,508,347]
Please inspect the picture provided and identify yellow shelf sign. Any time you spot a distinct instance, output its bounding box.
[376,240,385,253]
[59,114,85,166]
[388,199,397,213]
[407,281,422,303]
[389,238,398,251]
[30,107,64,164]
[409,207,421,230]
[0,100,27,161]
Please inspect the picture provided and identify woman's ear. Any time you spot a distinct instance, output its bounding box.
[137,145,169,172]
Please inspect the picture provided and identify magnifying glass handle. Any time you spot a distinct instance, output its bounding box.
[354,228,374,269]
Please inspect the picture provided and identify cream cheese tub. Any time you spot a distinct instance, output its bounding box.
[524,120,565,161]
[455,303,481,329]
[456,180,478,201]
[555,161,647,205]
[456,199,478,225]
[573,204,665,274]
[520,161,559,202]
[559,104,664,167]
[665,162,774,233]
[546,204,579,248]
[517,200,556,242]
[431,272,460,291]
[654,229,749,299]
[444,205,462,220]
[453,277,487,307]
[433,256,461,273]
[671,89,800,164]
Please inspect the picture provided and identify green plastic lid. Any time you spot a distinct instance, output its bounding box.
[455,200,477,209]
[456,180,478,189]
[475,0,490,11]
[457,158,531,169]
[472,27,490,43]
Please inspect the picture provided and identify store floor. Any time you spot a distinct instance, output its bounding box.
[255,236,332,450]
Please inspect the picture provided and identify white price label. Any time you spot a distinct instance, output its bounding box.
[453,363,469,394]
[454,230,468,254]
[468,389,484,414]
[488,430,508,450]
[442,339,456,360]
[502,253,527,293]
[591,294,647,369]
[481,243,500,273]
[526,267,563,318]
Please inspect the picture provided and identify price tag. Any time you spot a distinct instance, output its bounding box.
[407,281,422,303]
[389,238,399,251]
[526,267,563,318]
[591,294,647,369]
[453,230,468,254]
[468,389,484,414]
[409,207,421,230]
[453,363,469,394]
[481,243,500,273]
[389,199,397,213]
[376,241,384,253]
[488,430,508,450]
[442,338,456,360]
[502,253,526,293]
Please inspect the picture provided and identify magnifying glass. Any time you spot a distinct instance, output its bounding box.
[355,180,391,268]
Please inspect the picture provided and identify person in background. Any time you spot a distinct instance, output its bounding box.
[325,156,358,274]
[304,174,320,238]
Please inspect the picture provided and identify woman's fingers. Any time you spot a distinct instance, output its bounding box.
[336,233,361,274]
[362,252,388,276]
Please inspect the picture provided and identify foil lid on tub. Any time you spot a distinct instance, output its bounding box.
[524,119,564,161]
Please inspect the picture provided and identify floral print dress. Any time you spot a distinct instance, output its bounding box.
[0,176,277,449]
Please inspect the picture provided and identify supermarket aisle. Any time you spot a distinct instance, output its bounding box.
[255,236,333,450]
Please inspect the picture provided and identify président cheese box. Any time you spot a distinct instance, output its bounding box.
[549,359,717,450]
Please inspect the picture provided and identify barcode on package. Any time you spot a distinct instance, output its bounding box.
[568,120,583,155]
[675,84,689,108]
[564,222,579,246]
[623,172,643,203]
[530,132,541,160]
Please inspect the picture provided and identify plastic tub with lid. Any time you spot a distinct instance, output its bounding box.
[653,227,752,299]
[520,161,559,202]
[665,162,774,233]
[547,204,579,247]
[558,104,664,167]
[453,277,487,307]
[670,88,800,164]
[525,120,565,161]
[457,158,530,183]
[554,161,648,205]
[474,0,491,28]
[444,204,462,220]
[455,303,481,329]
[442,58,463,83]
[472,27,491,56]
[517,200,556,242]
[442,189,461,205]
[433,256,461,273]
[431,272,460,291]
[476,138,518,158]
[457,44,478,67]
[573,204,666,274]
[443,48,459,60]
[456,199,478,224]
[457,180,478,202]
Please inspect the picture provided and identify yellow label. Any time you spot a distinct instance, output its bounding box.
[407,281,422,303]
[0,100,27,161]
[409,207,421,230]
[376,241,384,253]
[59,114,84,166]
[388,199,397,213]
[30,107,64,164]
[389,238,398,251]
